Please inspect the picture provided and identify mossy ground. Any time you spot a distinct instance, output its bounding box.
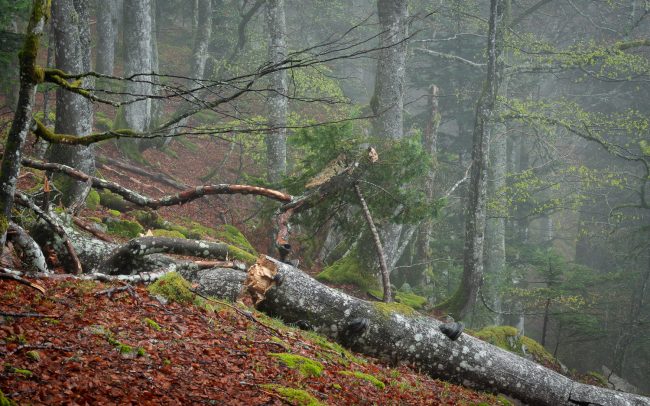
[260,384,323,406]
[269,353,324,377]
[367,289,427,309]
[146,272,201,305]
[338,370,385,389]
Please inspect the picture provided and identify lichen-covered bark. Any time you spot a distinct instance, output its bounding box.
[189,260,650,406]
[8,223,49,274]
[0,0,49,253]
[96,0,118,75]
[48,0,95,205]
[265,0,288,183]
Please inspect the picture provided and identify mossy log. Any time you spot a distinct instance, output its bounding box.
[185,259,650,406]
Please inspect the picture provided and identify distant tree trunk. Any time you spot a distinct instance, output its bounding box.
[96,0,118,75]
[0,1,49,253]
[48,0,95,206]
[372,0,409,272]
[265,0,288,183]
[437,0,502,321]
[122,0,153,138]
[409,85,440,288]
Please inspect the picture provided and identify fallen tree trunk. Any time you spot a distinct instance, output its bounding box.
[185,260,650,406]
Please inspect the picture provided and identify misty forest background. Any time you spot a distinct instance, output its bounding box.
[1,0,649,394]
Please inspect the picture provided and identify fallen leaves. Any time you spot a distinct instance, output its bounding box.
[0,277,505,405]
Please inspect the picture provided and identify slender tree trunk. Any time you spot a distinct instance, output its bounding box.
[265,0,288,183]
[96,0,118,75]
[0,1,49,253]
[355,184,392,302]
[48,0,95,206]
[437,0,502,321]
[410,85,440,288]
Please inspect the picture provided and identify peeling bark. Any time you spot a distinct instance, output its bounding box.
[188,260,650,406]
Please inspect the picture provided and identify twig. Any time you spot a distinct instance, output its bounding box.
[0,268,46,294]
[0,311,57,318]
[94,284,140,303]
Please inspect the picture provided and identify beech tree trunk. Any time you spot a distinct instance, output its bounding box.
[187,260,650,406]
[265,0,288,183]
[96,0,118,75]
[49,0,95,205]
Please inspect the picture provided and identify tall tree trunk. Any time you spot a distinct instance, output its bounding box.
[410,85,440,288]
[437,0,502,321]
[96,0,118,75]
[373,0,409,273]
[265,0,288,184]
[122,0,153,136]
[0,0,49,253]
[48,0,95,206]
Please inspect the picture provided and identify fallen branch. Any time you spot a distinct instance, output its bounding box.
[97,155,187,190]
[94,284,139,302]
[0,268,46,294]
[21,156,292,209]
[0,311,58,318]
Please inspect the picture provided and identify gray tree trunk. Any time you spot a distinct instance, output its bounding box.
[0,0,49,252]
[96,0,118,75]
[371,0,408,140]
[188,261,650,406]
[265,0,288,183]
[48,0,95,205]
[438,0,502,321]
[123,0,153,134]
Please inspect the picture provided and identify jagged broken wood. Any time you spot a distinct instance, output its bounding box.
[185,259,650,406]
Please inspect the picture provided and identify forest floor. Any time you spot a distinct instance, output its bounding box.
[1,138,512,404]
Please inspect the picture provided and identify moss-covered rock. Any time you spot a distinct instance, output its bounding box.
[85,189,100,210]
[316,253,378,290]
[215,224,256,255]
[147,272,200,305]
[151,229,186,239]
[338,370,385,389]
[268,353,324,377]
[104,218,143,238]
[260,385,323,406]
[98,189,131,211]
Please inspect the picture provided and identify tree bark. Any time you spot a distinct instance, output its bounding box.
[265,0,288,183]
[123,0,153,136]
[0,0,49,253]
[187,260,650,406]
[48,0,95,206]
[96,0,118,75]
[437,0,502,321]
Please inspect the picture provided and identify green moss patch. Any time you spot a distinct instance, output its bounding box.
[373,301,416,318]
[0,388,16,406]
[147,272,200,305]
[301,330,366,366]
[143,318,162,331]
[269,353,324,378]
[215,224,256,255]
[474,326,557,366]
[3,365,33,379]
[260,384,323,406]
[85,189,100,210]
[98,189,131,211]
[368,289,427,309]
[151,229,186,239]
[317,253,378,290]
[338,370,385,389]
[104,218,143,238]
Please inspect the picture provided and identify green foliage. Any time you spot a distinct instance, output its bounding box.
[268,353,324,378]
[260,384,323,406]
[338,370,385,389]
[147,272,200,305]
